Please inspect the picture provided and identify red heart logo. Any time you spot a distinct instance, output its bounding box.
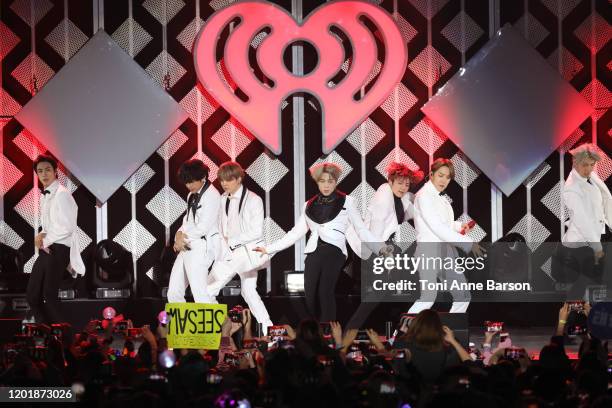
[194,1,406,154]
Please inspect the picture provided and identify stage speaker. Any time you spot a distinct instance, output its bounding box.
[0,319,22,343]
[439,312,469,347]
[143,245,176,297]
[0,244,27,293]
[0,295,29,322]
[90,240,133,298]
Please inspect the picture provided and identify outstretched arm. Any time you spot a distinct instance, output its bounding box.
[347,198,383,254]
[264,204,309,254]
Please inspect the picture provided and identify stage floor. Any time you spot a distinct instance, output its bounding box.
[0,293,564,326]
[0,293,572,355]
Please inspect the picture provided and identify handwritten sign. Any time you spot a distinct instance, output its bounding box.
[165,303,227,349]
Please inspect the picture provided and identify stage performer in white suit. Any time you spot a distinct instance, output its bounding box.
[345,161,424,329]
[207,161,274,330]
[27,155,85,324]
[167,159,221,303]
[407,158,484,314]
[254,163,391,322]
[560,143,612,282]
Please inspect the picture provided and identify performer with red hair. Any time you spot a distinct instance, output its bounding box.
[345,161,424,329]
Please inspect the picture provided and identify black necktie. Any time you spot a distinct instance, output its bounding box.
[225,196,231,215]
[188,193,199,218]
[394,195,404,224]
[587,178,592,185]
[42,190,50,195]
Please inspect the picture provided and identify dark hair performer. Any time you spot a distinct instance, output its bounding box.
[27,155,85,324]
[167,159,221,303]
[407,158,484,314]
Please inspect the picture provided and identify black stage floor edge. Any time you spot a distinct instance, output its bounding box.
[0,293,562,345]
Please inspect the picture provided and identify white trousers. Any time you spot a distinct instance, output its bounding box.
[167,239,214,303]
[407,243,471,314]
[207,247,273,329]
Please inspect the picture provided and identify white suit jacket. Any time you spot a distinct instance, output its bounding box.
[562,169,612,252]
[346,183,415,259]
[220,186,264,248]
[40,181,85,277]
[218,186,269,268]
[179,183,222,260]
[413,181,472,253]
[266,193,383,257]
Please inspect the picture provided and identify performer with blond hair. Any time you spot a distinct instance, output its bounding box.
[562,143,611,257]
[207,161,274,330]
[554,143,612,294]
[254,162,390,322]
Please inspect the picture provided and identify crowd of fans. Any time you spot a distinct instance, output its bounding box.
[0,303,610,407]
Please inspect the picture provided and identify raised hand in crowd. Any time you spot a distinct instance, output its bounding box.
[557,302,570,336]
[141,325,156,346]
[340,329,358,353]
[366,328,386,352]
[238,350,256,370]
[156,322,168,341]
[141,325,158,368]
[398,315,411,334]
[230,320,242,336]
[242,308,253,339]
[443,325,471,362]
[584,301,591,316]
[484,329,499,347]
[283,324,296,340]
[330,321,343,348]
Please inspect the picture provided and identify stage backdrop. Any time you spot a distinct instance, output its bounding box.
[0,0,610,296]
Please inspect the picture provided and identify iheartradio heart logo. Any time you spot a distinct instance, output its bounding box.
[194,1,407,154]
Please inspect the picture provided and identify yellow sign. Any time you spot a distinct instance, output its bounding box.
[165,303,227,349]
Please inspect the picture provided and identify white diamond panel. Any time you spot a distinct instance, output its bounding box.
[1,154,24,196]
[113,219,156,260]
[146,185,188,228]
[246,153,289,192]
[509,213,550,252]
[346,118,385,155]
[0,221,25,250]
[123,163,155,194]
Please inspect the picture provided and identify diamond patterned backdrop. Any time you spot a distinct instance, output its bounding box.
[1,0,610,297]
